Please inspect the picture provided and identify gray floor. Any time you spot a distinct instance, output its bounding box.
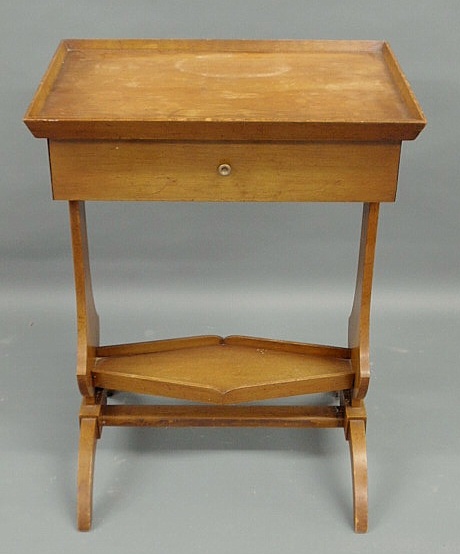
[2,259,459,553]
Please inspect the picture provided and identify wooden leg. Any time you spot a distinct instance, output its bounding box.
[77,417,98,531]
[69,200,99,398]
[348,419,368,533]
[348,202,380,400]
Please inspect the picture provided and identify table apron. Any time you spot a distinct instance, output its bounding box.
[49,140,401,202]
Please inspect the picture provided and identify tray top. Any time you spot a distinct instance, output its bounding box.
[24,39,426,141]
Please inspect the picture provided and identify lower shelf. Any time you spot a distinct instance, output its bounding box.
[93,335,354,404]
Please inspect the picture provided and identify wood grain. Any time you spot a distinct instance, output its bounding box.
[348,203,380,399]
[24,39,426,141]
[100,405,344,428]
[69,201,99,396]
[96,335,224,358]
[348,419,369,533]
[77,418,98,531]
[22,39,427,533]
[93,340,354,404]
[49,140,400,202]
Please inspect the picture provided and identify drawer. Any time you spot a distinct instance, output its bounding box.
[48,141,401,202]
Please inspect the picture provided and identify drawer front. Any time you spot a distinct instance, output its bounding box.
[49,141,400,202]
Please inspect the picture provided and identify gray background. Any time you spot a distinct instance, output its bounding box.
[1,1,459,552]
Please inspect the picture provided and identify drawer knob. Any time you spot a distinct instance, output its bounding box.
[217,163,232,176]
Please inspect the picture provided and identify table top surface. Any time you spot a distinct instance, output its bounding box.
[24,39,425,141]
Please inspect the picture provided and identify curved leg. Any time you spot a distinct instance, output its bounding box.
[348,419,368,533]
[77,418,98,531]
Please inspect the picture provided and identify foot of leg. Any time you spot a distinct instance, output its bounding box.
[348,419,368,533]
[77,417,98,531]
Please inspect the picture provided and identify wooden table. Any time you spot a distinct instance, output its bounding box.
[24,39,425,532]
